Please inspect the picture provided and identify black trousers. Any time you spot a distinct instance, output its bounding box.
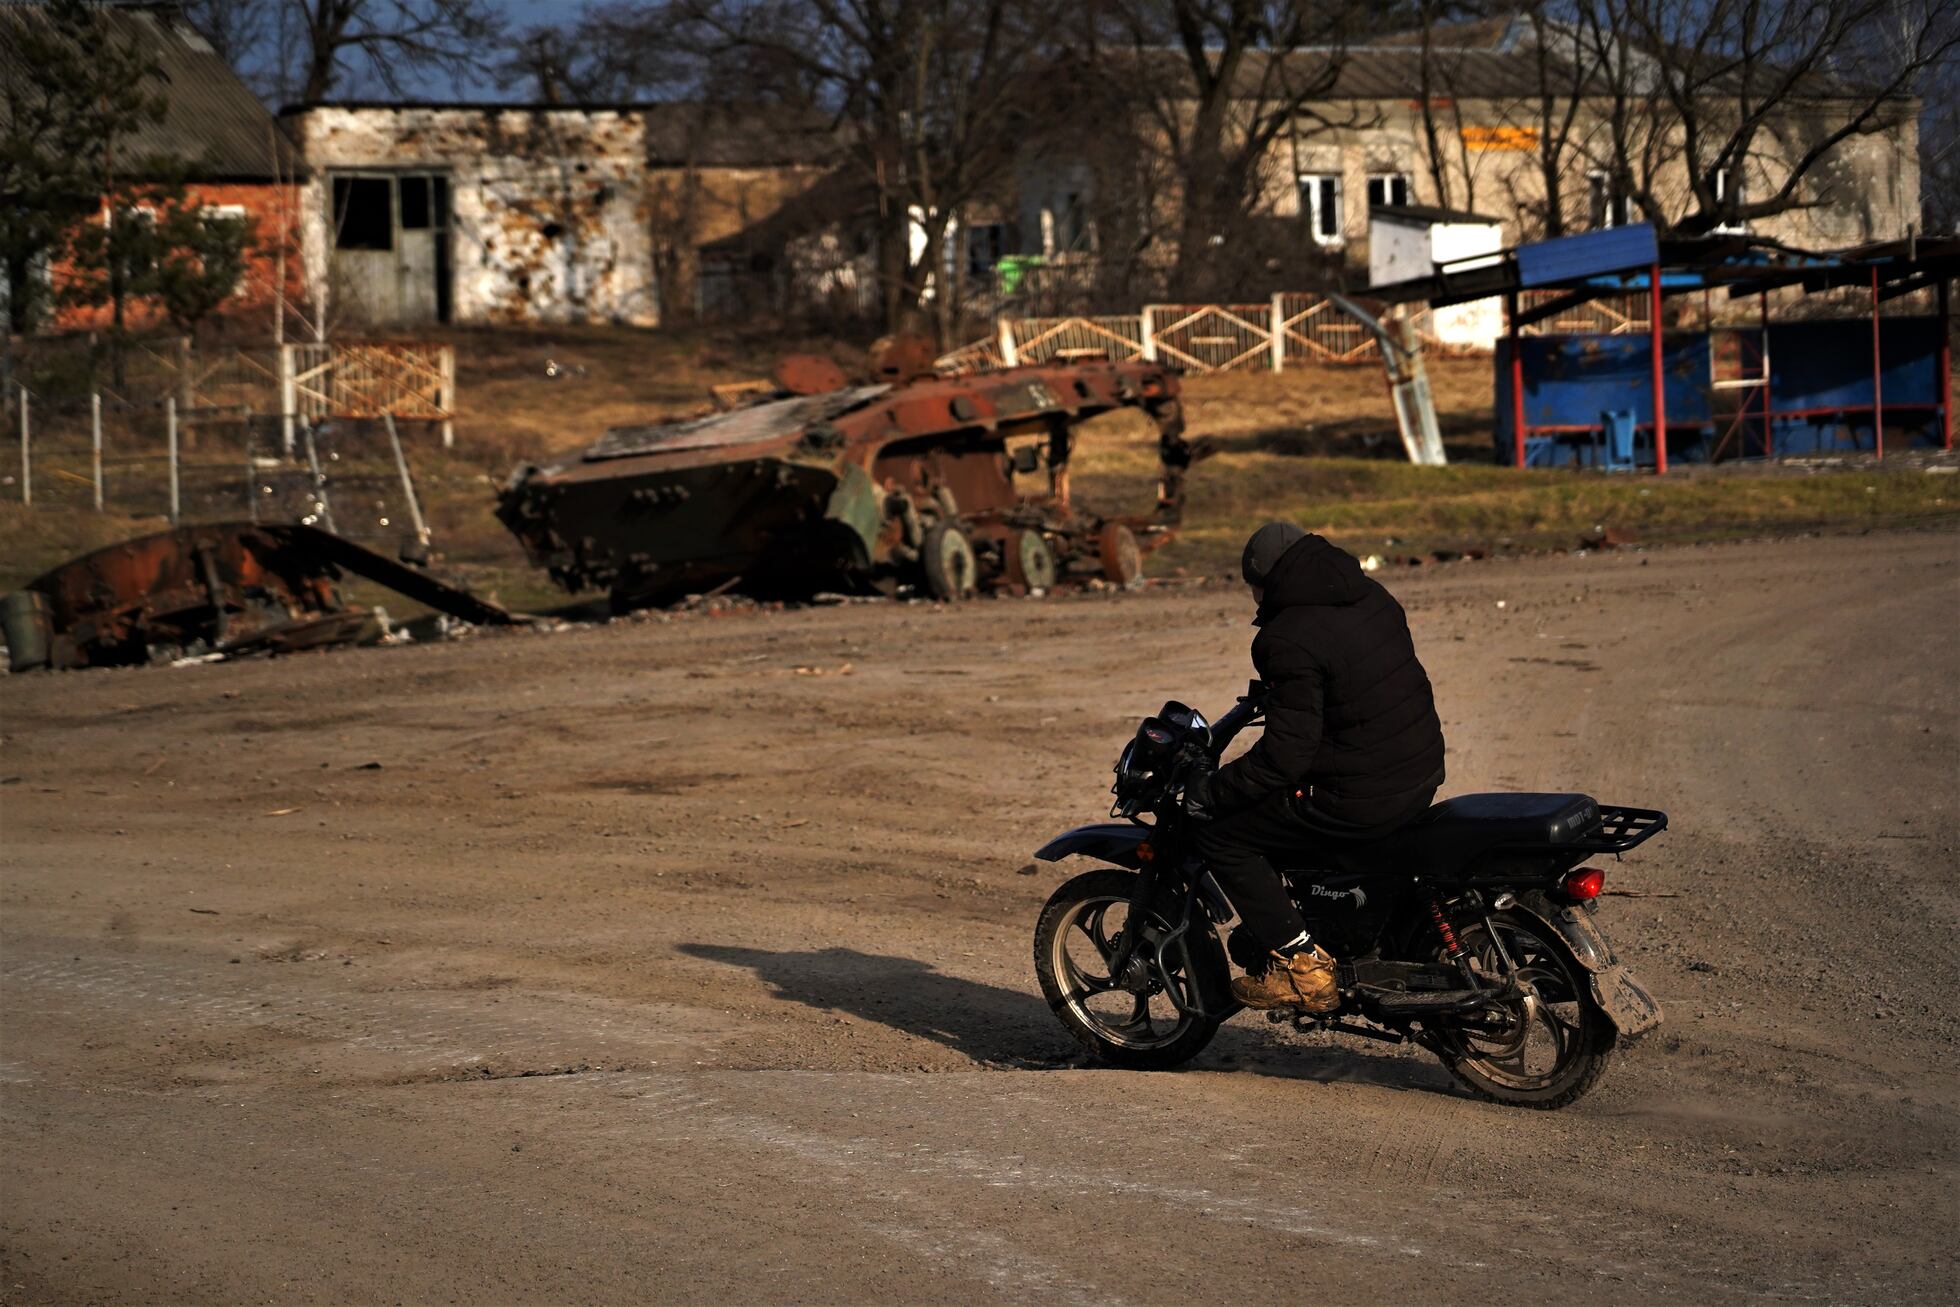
[1194,788,1374,955]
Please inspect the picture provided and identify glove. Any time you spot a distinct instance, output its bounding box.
[1182,767,1217,821]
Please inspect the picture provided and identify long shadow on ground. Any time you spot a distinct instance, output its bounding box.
[680,942,1455,1096]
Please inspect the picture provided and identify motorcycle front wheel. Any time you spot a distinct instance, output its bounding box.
[1430,910,1617,1110]
[1033,868,1227,1070]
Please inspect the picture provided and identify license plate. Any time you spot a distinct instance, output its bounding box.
[1590,964,1663,1039]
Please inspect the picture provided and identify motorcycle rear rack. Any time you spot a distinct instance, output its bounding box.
[1562,804,1667,854]
[1494,804,1668,856]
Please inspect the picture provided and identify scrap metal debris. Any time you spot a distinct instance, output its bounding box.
[2,522,521,672]
[496,346,1210,610]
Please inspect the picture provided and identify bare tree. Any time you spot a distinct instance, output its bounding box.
[1080,1,1372,299]
[584,0,1054,339]
[1415,3,1605,240]
[1573,0,1959,236]
[183,0,507,104]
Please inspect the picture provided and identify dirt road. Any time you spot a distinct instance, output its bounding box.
[3,529,1955,1304]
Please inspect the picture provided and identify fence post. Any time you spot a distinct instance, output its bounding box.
[167,395,180,523]
[280,342,297,458]
[382,411,431,546]
[91,391,103,512]
[243,403,256,521]
[997,316,1018,367]
[1270,294,1285,373]
[438,346,455,449]
[176,335,196,452]
[16,384,27,506]
[1141,307,1157,362]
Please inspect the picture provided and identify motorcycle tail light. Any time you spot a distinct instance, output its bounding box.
[1562,867,1606,901]
[1136,841,1156,863]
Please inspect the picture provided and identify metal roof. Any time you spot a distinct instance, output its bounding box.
[1369,224,1960,316]
[277,99,836,170]
[1372,203,1504,227]
[0,2,301,181]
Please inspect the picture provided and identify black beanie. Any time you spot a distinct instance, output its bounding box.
[1241,521,1306,586]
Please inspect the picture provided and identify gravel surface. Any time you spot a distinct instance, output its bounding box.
[2,527,1955,1304]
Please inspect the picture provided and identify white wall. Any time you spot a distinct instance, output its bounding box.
[1426,221,1504,350]
[1368,215,1505,350]
[289,106,658,328]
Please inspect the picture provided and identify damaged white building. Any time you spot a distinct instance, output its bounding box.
[280,102,827,328]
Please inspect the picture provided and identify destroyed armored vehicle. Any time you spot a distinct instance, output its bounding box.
[495,348,1206,609]
[1,523,517,672]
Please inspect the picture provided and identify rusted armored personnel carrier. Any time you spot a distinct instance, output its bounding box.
[496,348,1206,609]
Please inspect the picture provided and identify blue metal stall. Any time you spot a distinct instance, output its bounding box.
[1371,227,1957,471]
[1494,316,1950,467]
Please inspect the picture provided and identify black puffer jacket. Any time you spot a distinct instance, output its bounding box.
[1210,534,1445,832]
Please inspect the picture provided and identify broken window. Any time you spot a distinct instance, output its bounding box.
[1299,174,1343,245]
[1587,171,1630,229]
[966,222,1008,276]
[333,176,393,250]
[399,176,430,230]
[1710,167,1747,232]
[1367,172,1412,210]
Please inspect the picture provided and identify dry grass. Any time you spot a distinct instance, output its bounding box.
[2,330,1954,604]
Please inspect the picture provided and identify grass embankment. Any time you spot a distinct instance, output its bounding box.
[1,331,1954,603]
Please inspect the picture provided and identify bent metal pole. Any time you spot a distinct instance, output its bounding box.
[383,411,431,546]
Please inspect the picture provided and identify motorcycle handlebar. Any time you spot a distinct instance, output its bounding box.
[1205,680,1266,758]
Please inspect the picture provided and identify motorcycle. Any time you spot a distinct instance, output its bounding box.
[1030,685,1666,1109]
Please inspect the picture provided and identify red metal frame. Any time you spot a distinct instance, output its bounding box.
[1760,292,1774,458]
[1510,268,1944,468]
[1508,291,1526,468]
[1871,266,1884,461]
[1650,264,1667,474]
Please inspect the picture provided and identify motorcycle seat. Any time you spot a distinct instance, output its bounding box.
[1334,792,1601,876]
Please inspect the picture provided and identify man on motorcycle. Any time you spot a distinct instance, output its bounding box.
[1184,523,1446,1013]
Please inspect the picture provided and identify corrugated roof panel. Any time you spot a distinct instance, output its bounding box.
[1518,224,1661,286]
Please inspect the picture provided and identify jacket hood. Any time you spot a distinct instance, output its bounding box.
[1254,533,1371,622]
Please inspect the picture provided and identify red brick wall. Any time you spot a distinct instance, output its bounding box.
[50,182,308,333]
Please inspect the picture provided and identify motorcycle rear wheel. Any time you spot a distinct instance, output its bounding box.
[1033,868,1225,1070]
[1431,910,1616,1110]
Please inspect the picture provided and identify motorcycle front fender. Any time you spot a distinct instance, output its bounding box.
[1034,822,1149,868]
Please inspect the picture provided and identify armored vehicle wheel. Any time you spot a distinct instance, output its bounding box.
[921,522,978,600]
[1005,529,1059,592]
[1098,523,1145,591]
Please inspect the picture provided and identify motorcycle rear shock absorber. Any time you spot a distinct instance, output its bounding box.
[1428,896,1465,959]
[1430,896,1480,982]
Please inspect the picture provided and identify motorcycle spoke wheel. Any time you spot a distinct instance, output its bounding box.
[1433,913,1616,1108]
[1050,894,1192,1051]
[1034,867,1226,1071]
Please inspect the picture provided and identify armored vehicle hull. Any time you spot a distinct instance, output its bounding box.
[496,359,1203,608]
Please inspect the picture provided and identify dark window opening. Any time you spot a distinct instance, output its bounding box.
[966,222,1008,276]
[332,176,393,250]
[1299,174,1343,244]
[399,176,431,230]
[1367,173,1411,209]
[1588,172,1630,229]
[434,230,452,322]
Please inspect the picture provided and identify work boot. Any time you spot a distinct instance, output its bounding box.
[1231,945,1339,1013]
